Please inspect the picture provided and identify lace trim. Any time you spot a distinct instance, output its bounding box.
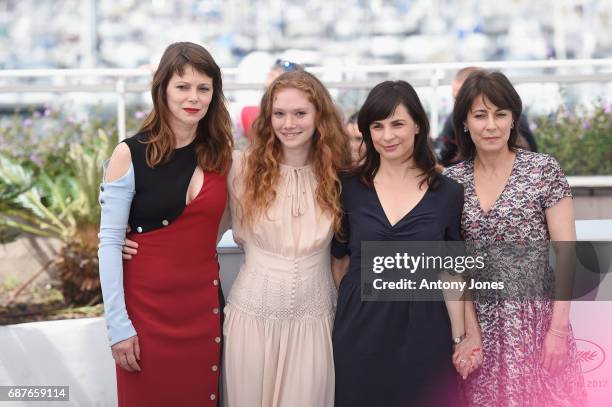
[227,266,337,320]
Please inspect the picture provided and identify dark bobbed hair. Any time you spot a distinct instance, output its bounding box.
[453,70,522,161]
[139,42,233,172]
[355,80,438,189]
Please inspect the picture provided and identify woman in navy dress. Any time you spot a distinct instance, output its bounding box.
[331,81,483,407]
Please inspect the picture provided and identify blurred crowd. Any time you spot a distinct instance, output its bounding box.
[1,0,611,70]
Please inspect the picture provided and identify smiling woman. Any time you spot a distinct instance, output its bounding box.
[271,87,317,160]
[368,103,419,160]
[221,70,350,407]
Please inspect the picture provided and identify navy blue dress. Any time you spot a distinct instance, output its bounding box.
[332,172,464,407]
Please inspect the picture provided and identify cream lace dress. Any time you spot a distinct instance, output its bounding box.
[222,152,336,407]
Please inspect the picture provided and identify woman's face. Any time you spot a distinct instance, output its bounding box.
[464,95,513,154]
[369,103,419,164]
[165,64,213,130]
[271,87,316,157]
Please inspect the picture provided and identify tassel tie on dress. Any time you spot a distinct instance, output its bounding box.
[286,167,309,217]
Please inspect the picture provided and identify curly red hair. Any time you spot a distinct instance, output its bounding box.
[240,71,350,234]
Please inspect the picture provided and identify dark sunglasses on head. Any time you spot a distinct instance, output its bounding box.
[274,59,299,72]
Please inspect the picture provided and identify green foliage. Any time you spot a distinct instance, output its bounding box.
[0,105,146,309]
[0,105,143,241]
[0,128,114,241]
[0,106,114,176]
[534,102,612,175]
[1,275,19,292]
[0,153,75,240]
[66,129,116,226]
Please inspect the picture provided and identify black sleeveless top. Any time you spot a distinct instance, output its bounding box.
[124,132,198,233]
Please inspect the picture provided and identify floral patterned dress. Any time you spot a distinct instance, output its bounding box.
[444,149,588,407]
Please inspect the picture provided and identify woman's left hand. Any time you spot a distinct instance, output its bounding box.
[541,331,568,375]
[452,333,484,379]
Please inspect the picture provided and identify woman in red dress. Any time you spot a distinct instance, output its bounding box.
[98,42,233,406]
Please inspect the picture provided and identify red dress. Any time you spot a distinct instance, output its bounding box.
[117,171,226,406]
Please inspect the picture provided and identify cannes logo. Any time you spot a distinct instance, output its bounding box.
[575,339,606,373]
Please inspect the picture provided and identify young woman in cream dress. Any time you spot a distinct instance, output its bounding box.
[221,70,350,407]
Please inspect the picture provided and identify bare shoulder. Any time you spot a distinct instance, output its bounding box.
[105,142,133,182]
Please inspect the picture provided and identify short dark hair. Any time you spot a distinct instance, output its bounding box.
[453,70,522,160]
[355,80,438,189]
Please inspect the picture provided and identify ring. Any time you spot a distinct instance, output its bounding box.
[460,359,466,364]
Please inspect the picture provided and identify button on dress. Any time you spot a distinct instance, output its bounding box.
[114,136,226,406]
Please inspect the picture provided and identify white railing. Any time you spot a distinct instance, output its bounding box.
[2,60,612,189]
[1,58,612,140]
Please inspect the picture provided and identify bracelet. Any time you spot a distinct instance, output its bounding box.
[452,333,466,345]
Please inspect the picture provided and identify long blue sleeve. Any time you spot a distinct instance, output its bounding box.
[97,161,137,346]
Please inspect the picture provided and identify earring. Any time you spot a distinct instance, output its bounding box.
[511,121,514,129]
[463,127,468,133]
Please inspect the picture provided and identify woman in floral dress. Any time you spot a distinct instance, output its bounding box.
[444,70,587,406]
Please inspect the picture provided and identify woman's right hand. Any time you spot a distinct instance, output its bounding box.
[111,335,141,372]
[122,228,139,260]
[452,332,484,379]
[452,340,473,379]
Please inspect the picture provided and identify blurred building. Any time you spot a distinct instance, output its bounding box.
[0,0,611,70]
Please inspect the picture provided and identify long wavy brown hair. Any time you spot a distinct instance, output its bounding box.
[139,42,233,172]
[240,71,350,233]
